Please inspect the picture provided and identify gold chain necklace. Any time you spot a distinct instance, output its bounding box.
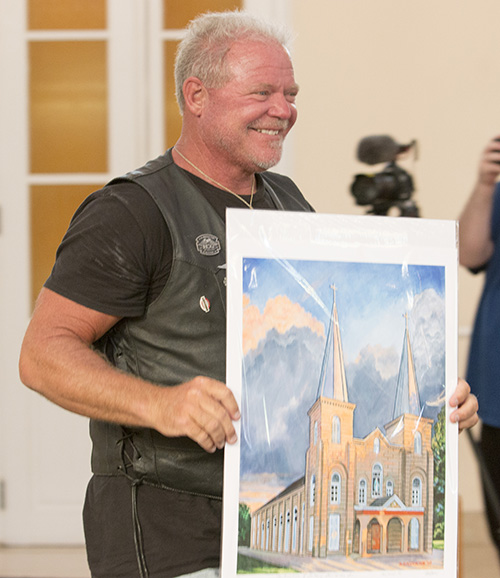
[174,148,255,209]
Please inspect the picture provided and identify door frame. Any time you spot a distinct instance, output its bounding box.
[0,0,293,545]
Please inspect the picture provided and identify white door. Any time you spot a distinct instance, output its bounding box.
[0,0,291,545]
[328,513,340,552]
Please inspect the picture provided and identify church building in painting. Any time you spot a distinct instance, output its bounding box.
[250,286,435,559]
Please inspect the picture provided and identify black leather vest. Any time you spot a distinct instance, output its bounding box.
[90,149,312,498]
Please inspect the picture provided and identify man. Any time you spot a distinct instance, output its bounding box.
[459,134,500,558]
[19,10,477,578]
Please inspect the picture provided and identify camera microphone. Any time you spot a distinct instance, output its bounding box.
[356,135,400,165]
[351,134,420,217]
[356,135,416,166]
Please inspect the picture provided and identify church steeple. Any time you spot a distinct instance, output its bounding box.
[392,313,421,418]
[316,285,349,402]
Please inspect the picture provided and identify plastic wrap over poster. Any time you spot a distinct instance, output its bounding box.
[222,209,458,578]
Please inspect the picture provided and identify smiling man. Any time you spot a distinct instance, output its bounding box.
[19,10,477,578]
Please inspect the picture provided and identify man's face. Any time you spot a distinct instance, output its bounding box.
[200,39,299,174]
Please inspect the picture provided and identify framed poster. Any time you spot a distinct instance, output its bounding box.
[222,210,458,578]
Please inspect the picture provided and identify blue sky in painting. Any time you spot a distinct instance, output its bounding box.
[243,258,445,363]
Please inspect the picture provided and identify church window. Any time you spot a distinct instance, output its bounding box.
[358,478,367,504]
[330,472,341,504]
[313,421,318,445]
[284,510,291,552]
[412,477,422,506]
[261,521,265,549]
[308,516,314,551]
[332,416,341,443]
[278,513,283,552]
[372,463,383,497]
[300,503,305,553]
[266,518,270,550]
[310,475,316,506]
[292,506,298,552]
[386,479,394,496]
[374,437,380,454]
[272,516,277,551]
[414,431,422,455]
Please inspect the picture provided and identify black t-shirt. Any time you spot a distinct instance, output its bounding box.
[46,170,282,578]
[46,170,275,315]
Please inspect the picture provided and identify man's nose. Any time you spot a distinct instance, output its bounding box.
[268,93,294,119]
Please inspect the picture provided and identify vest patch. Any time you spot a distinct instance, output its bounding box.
[195,233,221,256]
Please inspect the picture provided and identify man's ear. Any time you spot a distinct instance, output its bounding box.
[182,77,207,117]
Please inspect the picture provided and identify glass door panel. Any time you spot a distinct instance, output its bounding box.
[163,0,242,29]
[29,41,108,174]
[28,0,106,30]
[30,184,102,305]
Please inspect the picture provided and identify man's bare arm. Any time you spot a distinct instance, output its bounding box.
[19,288,239,453]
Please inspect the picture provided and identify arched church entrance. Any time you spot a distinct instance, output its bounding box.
[367,519,381,553]
[408,517,420,551]
[353,520,360,554]
[387,517,403,553]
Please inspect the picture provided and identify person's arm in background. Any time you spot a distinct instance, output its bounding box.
[19,287,240,454]
[459,136,500,269]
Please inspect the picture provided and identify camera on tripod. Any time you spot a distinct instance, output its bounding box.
[350,135,420,217]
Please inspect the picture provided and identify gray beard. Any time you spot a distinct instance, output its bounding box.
[252,142,284,171]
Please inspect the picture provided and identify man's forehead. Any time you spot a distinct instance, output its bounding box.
[226,39,296,81]
[227,38,292,66]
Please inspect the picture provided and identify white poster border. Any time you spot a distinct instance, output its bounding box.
[223,209,458,578]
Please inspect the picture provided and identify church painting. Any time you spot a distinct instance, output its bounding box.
[236,258,447,572]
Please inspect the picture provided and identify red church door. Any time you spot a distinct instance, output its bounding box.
[367,520,381,553]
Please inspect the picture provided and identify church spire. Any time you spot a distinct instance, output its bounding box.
[392,313,421,418]
[316,285,349,402]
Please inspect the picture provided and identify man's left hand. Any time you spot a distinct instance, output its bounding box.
[450,377,479,431]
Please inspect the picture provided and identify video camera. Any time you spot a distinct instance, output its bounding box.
[350,135,420,217]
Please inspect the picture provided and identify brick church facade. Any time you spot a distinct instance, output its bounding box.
[250,287,435,559]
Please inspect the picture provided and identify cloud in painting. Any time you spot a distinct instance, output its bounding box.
[407,287,446,418]
[347,345,399,438]
[240,286,446,477]
[241,325,325,479]
[242,293,325,355]
[346,287,446,436]
[354,344,400,380]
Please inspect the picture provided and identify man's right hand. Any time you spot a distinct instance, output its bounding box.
[148,376,240,453]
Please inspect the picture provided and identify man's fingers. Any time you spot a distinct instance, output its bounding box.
[449,378,478,432]
[193,385,239,448]
[155,377,240,452]
[202,378,240,420]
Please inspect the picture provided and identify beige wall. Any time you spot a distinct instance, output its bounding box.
[291,0,500,512]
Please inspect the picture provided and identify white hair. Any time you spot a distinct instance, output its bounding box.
[174,10,291,114]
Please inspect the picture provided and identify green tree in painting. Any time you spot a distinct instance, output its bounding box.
[238,503,252,546]
[432,405,446,541]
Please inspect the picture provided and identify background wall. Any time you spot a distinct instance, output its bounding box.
[291,0,500,512]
